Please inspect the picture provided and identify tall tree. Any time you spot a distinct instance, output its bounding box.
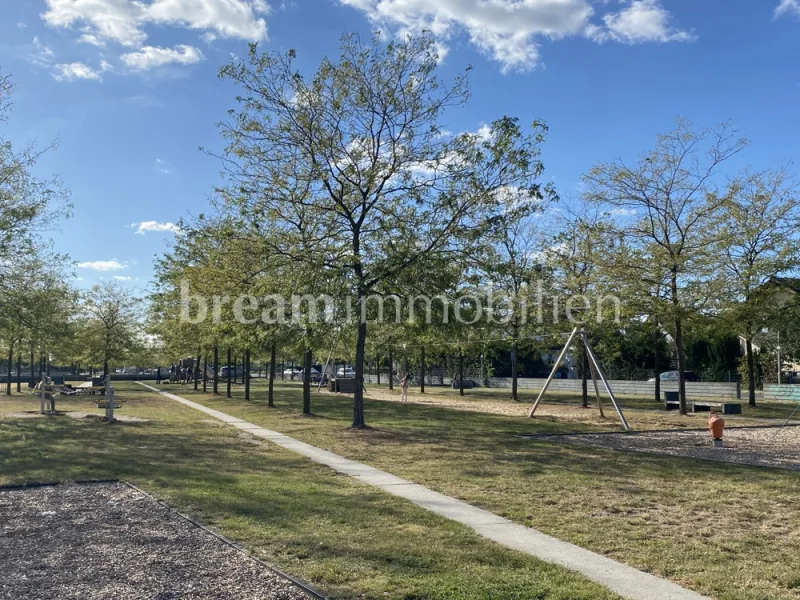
[715,168,800,406]
[219,33,552,427]
[584,119,747,414]
[0,72,70,277]
[82,282,141,376]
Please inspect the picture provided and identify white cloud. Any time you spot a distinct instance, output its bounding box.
[475,124,493,142]
[132,221,180,235]
[17,22,28,29]
[611,208,637,216]
[113,275,133,281]
[121,45,203,71]
[52,62,103,81]
[42,0,147,47]
[154,158,172,174]
[77,260,127,271]
[776,0,800,17]
[336,0,690,71]
[41,0,269,49]
[78,32,106,46]
[31,36,56,66]
[592,0,695,44]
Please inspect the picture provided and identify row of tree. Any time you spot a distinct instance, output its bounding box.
[149,32,799,425]
[0,70,148,383]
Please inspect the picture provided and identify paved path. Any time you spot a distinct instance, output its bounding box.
[136,382,709,600]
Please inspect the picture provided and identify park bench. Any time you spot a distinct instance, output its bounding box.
[691,401,742,415]
[663,396,742,415]
[452,378,475,389]
[329,377,357,394]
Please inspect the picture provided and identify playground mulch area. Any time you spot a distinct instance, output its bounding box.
[535,425,800,471]
[0,481,313,600]
[363,386,778,430]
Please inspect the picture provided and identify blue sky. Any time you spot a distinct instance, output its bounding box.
[1,0,798,294]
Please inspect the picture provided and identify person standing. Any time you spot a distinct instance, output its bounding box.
[156,366,161,385]
[400,373,409,402]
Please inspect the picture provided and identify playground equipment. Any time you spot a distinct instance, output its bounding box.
[528,326,630,431]
[30,375,123,419]
[709,412,725,447]
[98,376,119,422]
[34,375,56,414]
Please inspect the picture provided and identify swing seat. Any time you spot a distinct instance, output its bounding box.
[96,399,123,409]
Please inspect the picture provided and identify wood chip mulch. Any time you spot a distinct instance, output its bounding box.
[0,482,317,600]
[537,426,800,471]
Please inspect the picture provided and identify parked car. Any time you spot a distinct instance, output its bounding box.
[650,371,700,382]
[219,366,238,379]
[297,368,321,382]
[283,368,301,378]
[336,367,356,378]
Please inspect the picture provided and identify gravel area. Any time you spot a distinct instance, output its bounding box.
[0,482,316,600]
[537,426,800,471]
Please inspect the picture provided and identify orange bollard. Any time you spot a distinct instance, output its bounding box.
[709,411,725,446]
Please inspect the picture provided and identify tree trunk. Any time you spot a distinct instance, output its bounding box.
[233,355,238,384]
[420,344,426,394]
[30,347,34,387]
[194,349,200,391]
[6,342,13,395]
[103,359,109,378]
[459,349,465,397]
[376,352,381,386]
[352,318,367,428]
[268,341,276,408]
[653,325,661,403]
[203,355,208,392]
[226,347,232,398]
[213,345,219,394]
[16,352,21,392]
[581,342,588,408]
[388,346,394,391]
[671,272,688,415]
[674,313,687,415]
[244,349,251,401]
[303,345,312,415]
[511,341,518,402]
[746,335,757,408]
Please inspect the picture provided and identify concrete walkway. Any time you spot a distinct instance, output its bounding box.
[136,382,709,600]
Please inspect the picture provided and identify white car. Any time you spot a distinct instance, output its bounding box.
[336,367,356,378]
[283,368,301,377]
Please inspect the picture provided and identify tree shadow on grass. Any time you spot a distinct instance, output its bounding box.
[0,415,619,600]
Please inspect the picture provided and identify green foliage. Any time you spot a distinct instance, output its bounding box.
[78,282,142,372]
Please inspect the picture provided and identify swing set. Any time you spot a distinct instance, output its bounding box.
[528,326,630,431]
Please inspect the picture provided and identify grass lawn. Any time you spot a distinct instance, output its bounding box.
[0,384,620,600]
[174,379,800,600]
